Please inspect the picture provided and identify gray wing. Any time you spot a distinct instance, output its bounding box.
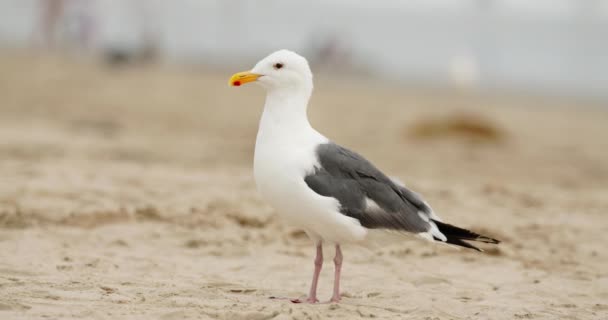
[304,142,433,234]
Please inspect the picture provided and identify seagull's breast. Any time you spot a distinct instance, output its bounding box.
[253,127,325,213]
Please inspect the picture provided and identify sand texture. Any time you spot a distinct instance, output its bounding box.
[0,53,607,319]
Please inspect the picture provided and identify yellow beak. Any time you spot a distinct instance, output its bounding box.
[229,71,262,86]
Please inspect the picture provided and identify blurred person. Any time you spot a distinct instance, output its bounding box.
[34,0,97,50]
[36,0,65,48]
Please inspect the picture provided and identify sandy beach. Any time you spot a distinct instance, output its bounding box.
[0,53,607,319]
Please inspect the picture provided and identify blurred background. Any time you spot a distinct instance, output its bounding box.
[0,1,607,319]
[1,0,607,99]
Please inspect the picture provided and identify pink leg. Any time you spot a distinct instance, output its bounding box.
[286,243,322,303]
[305,243,323,303]
[330,244,343,303]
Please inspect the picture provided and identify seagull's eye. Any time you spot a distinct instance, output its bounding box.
[273,63,284,70]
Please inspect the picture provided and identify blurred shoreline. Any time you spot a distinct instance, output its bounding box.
[2,48,607,109]
[1,0,607,101]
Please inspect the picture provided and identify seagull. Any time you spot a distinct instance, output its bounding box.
[229,50,499,303]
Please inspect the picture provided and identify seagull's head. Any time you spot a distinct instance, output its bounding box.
[229,50,312,91]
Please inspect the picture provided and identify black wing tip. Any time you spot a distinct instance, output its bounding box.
[433,236,483,252]
[431,219,501,251]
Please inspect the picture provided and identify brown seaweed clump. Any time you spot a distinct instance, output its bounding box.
[408,112,506,144]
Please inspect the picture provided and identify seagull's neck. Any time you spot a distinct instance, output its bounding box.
[258,86,321,144]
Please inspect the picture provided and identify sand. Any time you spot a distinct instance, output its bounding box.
[0,52,607,319]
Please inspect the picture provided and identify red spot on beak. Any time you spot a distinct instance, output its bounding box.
[233,81,241,86]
